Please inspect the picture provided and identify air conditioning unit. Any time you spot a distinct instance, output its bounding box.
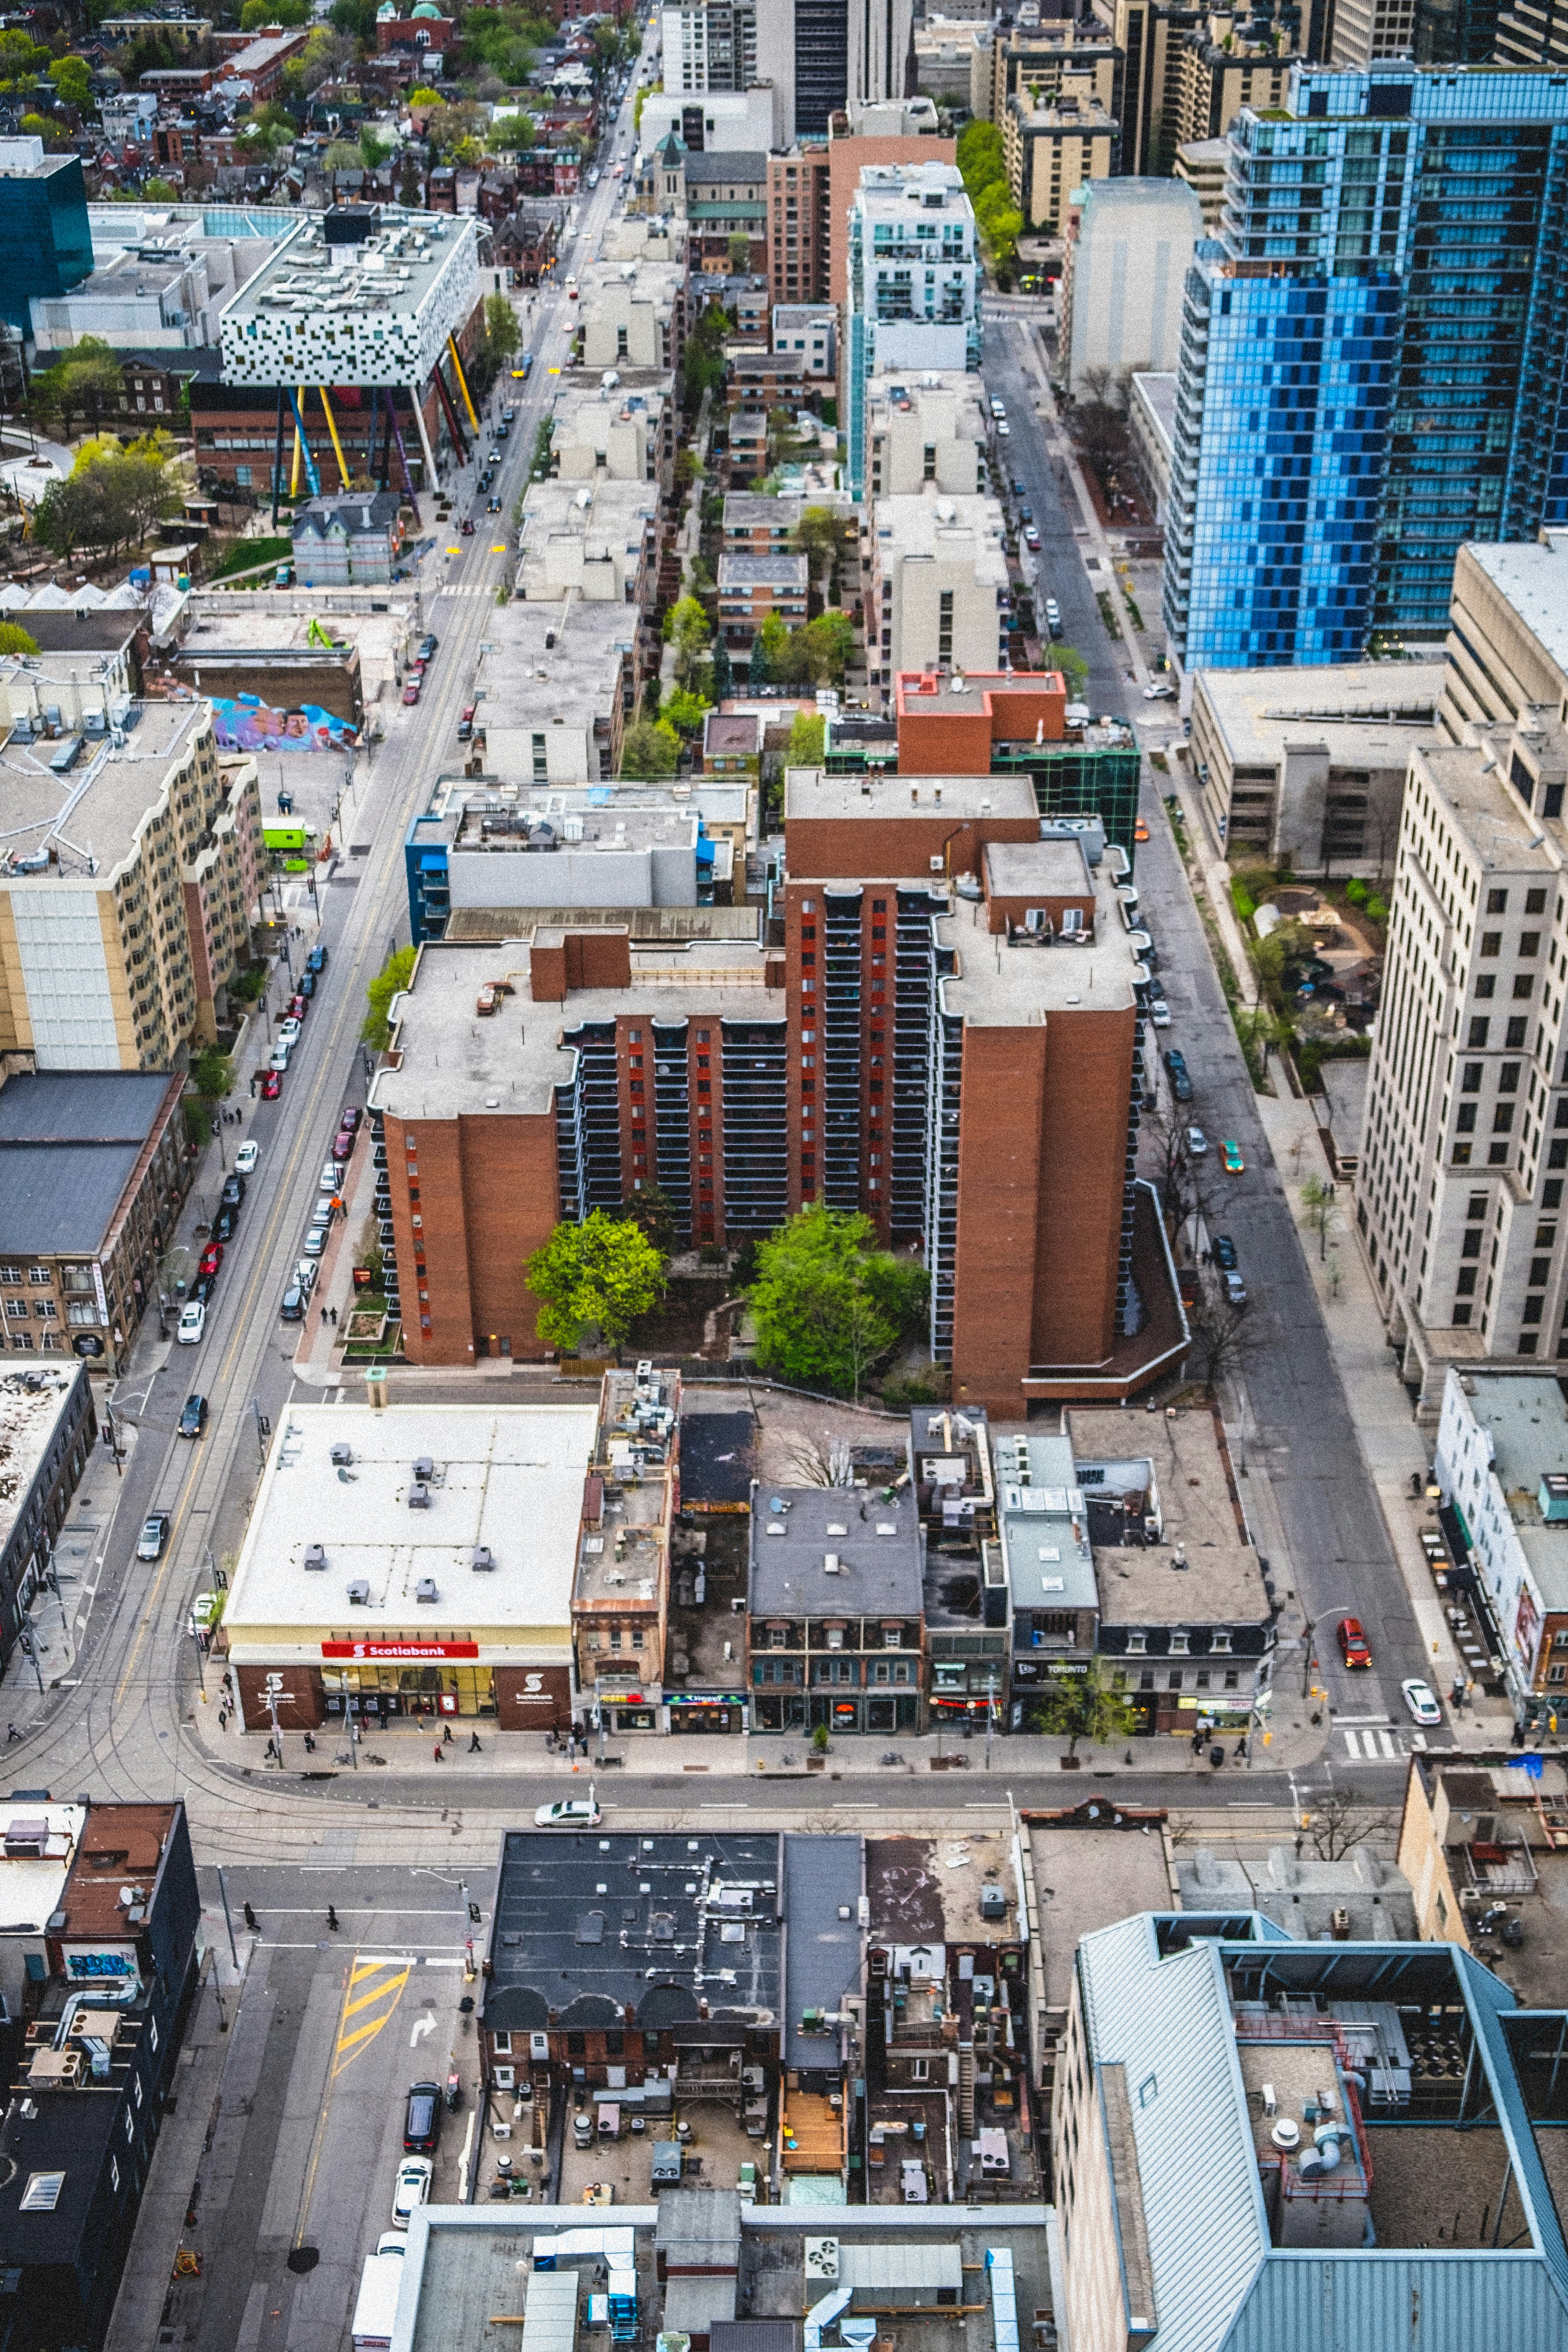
[330,1442,353,1466]
[472,1546,496,1572]
[415,1578,439,1604]
[347,1579,370,1605]
[409,1484,431,1510]
[413,1456,436,1482]
[303,1543,327,1572]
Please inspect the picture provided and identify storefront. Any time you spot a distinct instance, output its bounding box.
[234,1654,576,1734]
[322,1653,497,1717]
[666,1691,748,1732]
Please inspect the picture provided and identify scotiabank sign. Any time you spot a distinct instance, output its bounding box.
[321,1640,480,1660]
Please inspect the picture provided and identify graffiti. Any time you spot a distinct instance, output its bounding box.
[210,693,361,754]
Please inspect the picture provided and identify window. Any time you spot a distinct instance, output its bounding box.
[1507,1017,1529,1048]
[1126,1631,1147,1653]
[1460,1062,1483,1092]
[883,1626,903,1648]
[1170,1631,1190,1655]
[27,1268,49,1286]
[1212,1631,1232,1653]
[1168,1669,1183,1690]
[1468,1018,1490,1049]
[1475,975,1496,999]
[910,2057,929,2082]
[1480,932,1502,956]
[1488,889,1509,913]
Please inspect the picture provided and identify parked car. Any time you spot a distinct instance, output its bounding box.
[333,1129,356,1165]
[1019,502,1032,521]
[1148,997,1171,1027]
[178,1393,208,1439]
[269,1041,292,1071]
[1223,1269,1248,1307]
[402,681,421,705]
[198,1243,223,1279]
[137,1512,171,1561]
[306,944,328,973]
[177,1301,205,1345]
[300,970,317,1000]
[278,1017,302,1046]
[320,1160,345,1192]
[214,1207,238,1243]
[302,1225,328,1257]
[1024,526,1041,551]
[458,705,475,741]
[535,1797,602,1828]
[262,1069,282,1099]
[281,1285,305,1321]
[1402,1678,1443,1726]
[288,994,307,1020]
[191,1274,215,1307]
[404,2082,442,2154]
[1164,1049,1193,1102]
[1142,681,1177,700]
[313,1194,337,1227]
[1337,1616,1373,1669]
[189,1591,219,1633]
[235,1140,260,1173]
[1187,1126,1208,1156]
[391,2158,432,2232]
[222,1172,246,1208]
[295,1259,319,1295]
[1044,598,1061,634]
[460,518,475,536]
[1211,1233,1238,1270]
[1220,1137,1245,1174]
[341,1106,363,1131]
[418,634,438,663]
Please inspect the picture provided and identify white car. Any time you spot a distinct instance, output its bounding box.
[1402,1677,1443,1727]
[376,2233,407,2259]
[391,2157,432,2231]
[278,1017,302,1045]
[319,1160,344,1192]
[534,1797,602,1828]
[189,1590,219,1630]
[269,1041,291,1072]
[990,398,1006,419]
[997,420,1011,436]
[176,1301,205,1345]
[1187,1126,1208,1156]
[1142,681,1177,700]
[1149,1000,1172,1028]
[302,1225,328,1257]
[295,1258,319,1295]
[313,1194,337,1226]
[235,1141,260,1174]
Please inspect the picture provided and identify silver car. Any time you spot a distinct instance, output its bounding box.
[302,1225,328,1257]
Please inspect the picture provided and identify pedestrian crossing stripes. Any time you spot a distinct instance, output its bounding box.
[1342,1726,1407,1760]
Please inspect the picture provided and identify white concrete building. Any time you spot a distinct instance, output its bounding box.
[1356,534,1568,1412]
[868,490,1011,686]
[637,83,780,156]
[865,367,986,500]
[1060,176,1202,403]
[1433,1367,1568,1727]
[514,479,657,607]
[550,380,670,488]
[1129,371,1176,527]
[844,161,982,499]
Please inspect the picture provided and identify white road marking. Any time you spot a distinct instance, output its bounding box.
[411,2011,437,2046]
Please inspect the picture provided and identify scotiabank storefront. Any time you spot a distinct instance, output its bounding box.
[231,1644,574,1735]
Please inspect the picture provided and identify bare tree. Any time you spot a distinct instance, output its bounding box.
[785,1432,854,1488]
[1301,1786,1394,1863]
[1299,1175,1343,1263]
[1184,1289,1262,1389]
[1142,1097,1197,1233]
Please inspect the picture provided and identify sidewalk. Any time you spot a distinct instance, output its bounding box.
[1163,756,1261,1011]
[0,1424,142,1715]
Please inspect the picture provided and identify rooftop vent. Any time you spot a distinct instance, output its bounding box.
[415,1578,439,1604]
[472,1546,496,1572]
[347,1579,371,1605]
[413,1456,435,1481]
[331,1442,353,1466]
[409,1484,431,1510]
[303,1543,327,1572]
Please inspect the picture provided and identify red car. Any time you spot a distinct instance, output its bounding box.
[340,1106,363,1132]
[333,1129,356,1164]
[199,1242,223,1278]
[262,1069,282,1099]
[402,681,421,705]
[1337,1616,1372,1669]
[288,994,307,1020]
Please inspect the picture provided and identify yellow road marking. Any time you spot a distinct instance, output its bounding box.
[332,1960,411,2079]
[343,1962,408,2022]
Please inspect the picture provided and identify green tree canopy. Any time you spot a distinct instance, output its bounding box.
[956,118,1005,201]
[662,686,711,736]
[33,445,178,564]
[664,592,713,686]
[792,504,843,588]
[525,1208,667,1353]
[1050,642,1090,695]
[27,337,125,439]
[785,710,824,766]
[1029,1658,1139,1757]
[0,624,39,658]
[241,0,308,23]
[360,944,415,1050]
[746,1205,929,1398]
[620,716,680,777]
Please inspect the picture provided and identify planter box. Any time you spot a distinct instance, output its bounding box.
[1059,1754,1081,1770]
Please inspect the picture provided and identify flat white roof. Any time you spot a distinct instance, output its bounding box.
[0,1804,84,1938]
[0,1367,82,1557]
[224,1403,598,1642]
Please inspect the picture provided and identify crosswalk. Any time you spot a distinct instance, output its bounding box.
[1341,1722,1409,1760]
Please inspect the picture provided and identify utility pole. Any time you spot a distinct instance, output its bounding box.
[217,1865,239,1969]
[17,1625,42,1696]
[984,1674,997,1772]
[266,1682,283,1766]
[189,1616,206,1699]
[252,1397,270,1466]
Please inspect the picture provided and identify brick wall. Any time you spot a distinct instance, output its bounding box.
[785,809,1039,881]
[1031,1005,1135,1370]
[951,1025,1047,1405]
[385,1104,562,1366]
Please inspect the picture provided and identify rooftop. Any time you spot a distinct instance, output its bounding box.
[481,1828,783,2034]
[0,700,207,880]
[59,1802,180,1945]
[983,836,1094,900]
[468,596,634,734]
[723,493,804,532]
[0,1367,86,1559]
[717,555,809,588]
[219,207,474,334]
[679,1411,755,1508]
[1131,370,1177,439]
[373,938,783,1123]
[1448,1372,1568,1612]
[748,1485,924,1621]
[222,1402,598,1642]
[684,150,767,183]
[937,866,1141,1027]
[783,769,1038,824]
[1194,660,1444,770]
[0,1073,181,1256]
[997,1429,1097,1617]
[783,1834,862,2068]
[852,159,970,215]
[575,1365,678,1608]
[1463,538,1568,685]
[874,493,1008,578]
[1069,1406,1268,1627]
[1176,1838,1418,1941]
[1019,1805,1173,2023]
[865,1829,1021,1949]
[1420,735,1566,869]
[0,1802,85,1938]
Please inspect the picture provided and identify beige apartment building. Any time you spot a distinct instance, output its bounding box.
[1005,94,1120,233]
[1355,535,1568,1415]
[865,369,986,500]
[866,492,1012,689]
[0,668,262,1068]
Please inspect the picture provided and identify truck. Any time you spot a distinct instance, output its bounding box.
[351,2250,406,2352]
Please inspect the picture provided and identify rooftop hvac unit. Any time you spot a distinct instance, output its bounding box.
[415,1578,439,1604]
[413,1456,435,1481]
[347,1579,371,1605]
[472,1546,496,1572]
[409,1484,431,1510]
[331,1442,353,1466]
[303,1543,327,1572]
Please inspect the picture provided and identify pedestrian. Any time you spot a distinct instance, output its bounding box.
[250,1076,257,1098]
[469,1731,482,1753]
[218,1707,227,1732]
[433,1741,443,1762]
[443,1722,454,1744]
[243,1902,258,1932]
[4,1724,16,1745]
[320,1303,328,1324]
[330,1305,338,1327]
[327,1904,340,1932]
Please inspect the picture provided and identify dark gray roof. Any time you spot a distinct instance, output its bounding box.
[481,1830,784,2034]
[0,1074,176,1255]
[7,612,144,656]
[749,1485,924,1619]
[679,1412,754,1506]
[783,1834,862,2069]
[294,492,402,540]
[684,150,766,182]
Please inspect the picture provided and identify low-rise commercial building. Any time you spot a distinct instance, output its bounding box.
[573,1366,679,1735]
[550,379,672,489]
[1433,1369,1568,1731]
[867,492,1011,685]
[0,1365,95,1675]
[576,232,684,374]
[1186,661,1443,870]
[716,553,809,646]
[457,594,643,791]
[0,692,261,1062]
[912,1402,1007,1726]
[515,478,658,609]
[0,1798,200,2352]
[0,1072,190,1376]
[746,1482,926,1734]
[219,1400,597,1735]
[999,1427,1099,1730]
[1072,1404,1275,1737]
[865,367,986,500]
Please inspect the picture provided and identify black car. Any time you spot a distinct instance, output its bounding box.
[307,944,328,974]
[222,1172,246,1207]
[178,1393,208,1439]
[191,1274,215,1307]
[404,2081,442,2154]
[280,1284,305,1321]
[1211,1234,1239,1271]
[214,1207,238,1242]
[1164,1049,1193,1102]
[495,421,509,438]
[487,496,502,513]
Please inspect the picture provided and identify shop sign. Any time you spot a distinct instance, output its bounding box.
[322,1639,479,1659]
[678,1692,746,1706]
[92,1262,109,1324]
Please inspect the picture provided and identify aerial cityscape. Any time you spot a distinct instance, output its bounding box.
[0,0,1566,2343]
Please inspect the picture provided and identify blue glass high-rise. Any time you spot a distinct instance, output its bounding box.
[1164,66,1568,672]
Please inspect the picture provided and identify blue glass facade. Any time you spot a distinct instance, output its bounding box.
[0,153,93,332]
[1165,66,1568,672]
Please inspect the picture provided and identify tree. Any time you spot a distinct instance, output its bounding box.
[747,631,770,690]
[1185,1288,1258,1390]
[974,180,1023,276]
[483,291,521,365]
[619,1182,678,1255]
[662,686,711,737]
[1299,1174,1342,1264]
[726,231,752,274]
[1029,1658,1138,1758]
[1142,1099,1196,1233]
[708,637,734,702]
[142,176,179,203]
[322,136,360,193]
[956,118,1005,204]
[792,504,843,594]
[190,1044,234,1100]
[745,1204,929,1399]
[26,337,124,439]
[525,1208,667,1353]
[360,944,415,1051]
[1300,1786,1392,1864]
[786,710,825,767]
[0,624,38,658]
[398,152,423,207]
[663,592,712,686]
[241,0,307,22]
[359,126,389,171]
[619,717,680,777]
[794,610,855,687]
[1051,643,1090,696]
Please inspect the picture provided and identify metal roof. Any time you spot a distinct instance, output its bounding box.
[0,1073,176,1255]
[1220,2252,1568,2352]
[783,1834,862,2070]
